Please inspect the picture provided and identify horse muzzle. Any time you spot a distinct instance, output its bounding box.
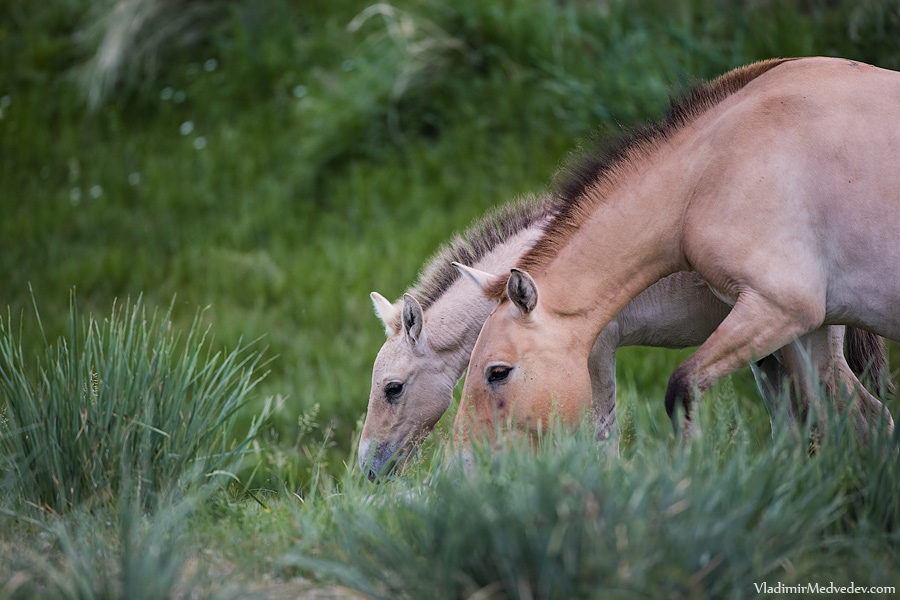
[359,439,407,482]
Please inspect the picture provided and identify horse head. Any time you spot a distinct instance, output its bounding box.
[359,291,457,479]
[455,266,592,442]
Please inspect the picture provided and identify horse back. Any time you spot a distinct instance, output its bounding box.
[681,57,900,339]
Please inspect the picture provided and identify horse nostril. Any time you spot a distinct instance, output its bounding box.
[363,440,404,483]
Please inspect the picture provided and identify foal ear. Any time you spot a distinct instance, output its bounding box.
[451,261,495,291]
[370,291,400,336]
[401,293,426,347]
[507,268,538,315]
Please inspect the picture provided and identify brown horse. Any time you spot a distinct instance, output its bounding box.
[458,57,899,443]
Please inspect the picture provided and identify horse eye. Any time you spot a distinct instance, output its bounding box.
[384,381,404,403]
[487,365,513,384]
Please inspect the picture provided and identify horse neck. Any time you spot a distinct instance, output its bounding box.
[427,222,548,376]
[539,158,694,349]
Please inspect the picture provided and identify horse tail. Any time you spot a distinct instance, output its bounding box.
[845,327,895,397]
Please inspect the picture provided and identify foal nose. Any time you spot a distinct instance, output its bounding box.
[358,438,375,473]
[360,440,400,482]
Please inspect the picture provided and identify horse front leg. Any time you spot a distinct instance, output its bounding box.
[777,327,839,437]
[750,352,801,435]
[587,325,619,451]
[664,290,822,440]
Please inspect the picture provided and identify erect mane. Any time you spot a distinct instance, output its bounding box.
[484,57,796,301]
[390,194,554,330]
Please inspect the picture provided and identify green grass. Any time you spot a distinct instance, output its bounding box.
[0,293,268,514]
[285,401,900,599]
[6,0,900,477]
[2,0,900,596]
[3,378,899,599]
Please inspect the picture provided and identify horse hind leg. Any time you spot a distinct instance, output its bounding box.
[839,361,895,445]
[841,327,895,439]
[776,328,838,451]
[844,326,895,398]
[664,290,821,440]
[780,326,895,448]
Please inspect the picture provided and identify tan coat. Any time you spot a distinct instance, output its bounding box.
[459,57,900,441]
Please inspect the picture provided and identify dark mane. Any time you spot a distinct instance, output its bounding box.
[392,194,554,329]
[485,58,796,301]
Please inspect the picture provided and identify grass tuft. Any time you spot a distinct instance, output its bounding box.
[0,293,269,514]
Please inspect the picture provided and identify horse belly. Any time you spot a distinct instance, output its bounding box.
[697,63,900,342]
[825,253,900,341]
[819,168,900,340]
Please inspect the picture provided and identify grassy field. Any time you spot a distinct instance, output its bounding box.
[2,0,900,597]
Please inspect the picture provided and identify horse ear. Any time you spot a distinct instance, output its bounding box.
[370,291,400,336]
[507,268,538,315]
[451,261,495,292]
[402,293,425,346]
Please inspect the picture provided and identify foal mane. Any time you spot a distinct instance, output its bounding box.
[485,57,796,301]
[394,194,553,328]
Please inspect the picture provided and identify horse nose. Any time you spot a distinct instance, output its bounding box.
[366,453,391,482]
[360,440,400,482]
[358,438,375,473]
[359,439,386,481]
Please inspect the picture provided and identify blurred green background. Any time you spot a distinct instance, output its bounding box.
[4,0,900,485]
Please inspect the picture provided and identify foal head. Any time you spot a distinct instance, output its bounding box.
[359,292,457,479]
[455,267,592,440]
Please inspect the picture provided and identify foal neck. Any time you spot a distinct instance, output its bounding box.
[427,223,547,373]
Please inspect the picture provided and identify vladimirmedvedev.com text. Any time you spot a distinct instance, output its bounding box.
[753,582,896,595]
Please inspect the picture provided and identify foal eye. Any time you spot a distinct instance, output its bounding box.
[487,365,513,384]
[384,381,404,403]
